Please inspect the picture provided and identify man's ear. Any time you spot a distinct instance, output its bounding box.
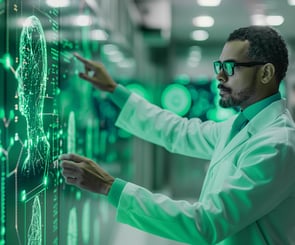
[259,63,275,84]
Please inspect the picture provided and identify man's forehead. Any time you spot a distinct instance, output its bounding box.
[219,40,250,61]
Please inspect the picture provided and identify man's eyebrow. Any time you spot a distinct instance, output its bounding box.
[222,59,236,62]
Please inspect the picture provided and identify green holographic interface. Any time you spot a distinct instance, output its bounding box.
[0,0,129,244]
[2,2,60,243]
[15,15,50,178]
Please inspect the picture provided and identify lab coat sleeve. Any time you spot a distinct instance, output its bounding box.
[113,130,295,245]
[115,93,221,159]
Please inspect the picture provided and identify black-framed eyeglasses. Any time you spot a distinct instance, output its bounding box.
[213,60,267,76]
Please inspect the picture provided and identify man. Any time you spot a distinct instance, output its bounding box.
[60,26,295,244]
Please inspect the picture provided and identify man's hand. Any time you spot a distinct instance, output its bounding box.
[74,53,117,92]
[59,153,114,195]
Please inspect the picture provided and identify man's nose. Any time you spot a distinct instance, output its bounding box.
[216,69,228,83]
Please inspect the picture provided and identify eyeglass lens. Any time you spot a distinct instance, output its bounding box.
[214,61,234,76]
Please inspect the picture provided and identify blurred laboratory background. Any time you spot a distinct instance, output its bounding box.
[0,0,295,244]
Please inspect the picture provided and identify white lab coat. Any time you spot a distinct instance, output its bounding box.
[113,93,295,245]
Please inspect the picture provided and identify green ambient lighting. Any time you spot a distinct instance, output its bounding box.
[68,207,78,245]
[0,109,4,119]
[21,190,26,202]
[207,107,237,122]
[75,191,81,200]
[126,83,152,101]
[1,226,5,236]
[279,80,286,98]
[82,200,91,244]
[67,111,76,153]
[4,54,12,70]
[173,74,190,85]
[43,176,48,186]
[161,84,192,116]
[0,53,13,70]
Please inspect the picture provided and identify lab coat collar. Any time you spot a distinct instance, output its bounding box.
[246,99,287,135]
[210,99,287,170]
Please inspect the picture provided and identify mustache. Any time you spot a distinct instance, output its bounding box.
[218,84,231,92]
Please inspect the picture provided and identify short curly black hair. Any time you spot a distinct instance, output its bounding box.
[227,26,289,83]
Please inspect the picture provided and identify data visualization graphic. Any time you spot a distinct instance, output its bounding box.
[3,3,60,244]
[1,1,133,244]
[27,196,42,245]
[15,15,50,178]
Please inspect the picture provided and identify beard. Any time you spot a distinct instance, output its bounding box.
[219,96,240,108]
[218,84,254,108]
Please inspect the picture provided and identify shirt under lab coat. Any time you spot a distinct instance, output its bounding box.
[107,86,295,245]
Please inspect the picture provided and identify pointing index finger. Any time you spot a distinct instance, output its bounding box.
[73,52,89,64]
[74,53,96,69]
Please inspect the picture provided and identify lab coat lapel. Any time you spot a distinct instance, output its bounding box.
[209,99,286,170]
[210,126,252,169]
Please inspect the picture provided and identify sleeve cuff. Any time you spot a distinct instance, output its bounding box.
[107,178,127,207]
[110,84,131,109]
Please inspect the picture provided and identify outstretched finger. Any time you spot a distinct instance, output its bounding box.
[74,52,104,71]
[74,53,96,70]
[60,153,90,164]
[74,52,90,64]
